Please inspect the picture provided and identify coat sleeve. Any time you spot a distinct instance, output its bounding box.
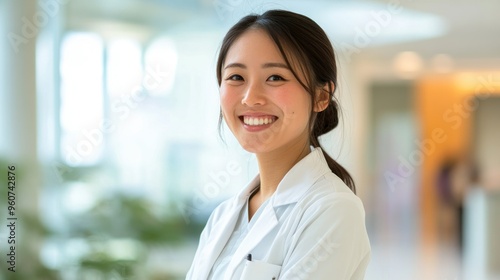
[279,194,371,280]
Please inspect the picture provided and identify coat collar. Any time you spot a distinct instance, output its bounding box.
[234,147,331,208]
[271,147,331,207]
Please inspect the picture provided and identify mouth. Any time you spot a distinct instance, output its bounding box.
[239,115,278,126]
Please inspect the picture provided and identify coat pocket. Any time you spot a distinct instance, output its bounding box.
[240,259,281,280]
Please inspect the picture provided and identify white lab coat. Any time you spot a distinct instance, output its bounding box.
[186,147,371,279]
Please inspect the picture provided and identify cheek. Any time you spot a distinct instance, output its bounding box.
[273,88,311,123]
[220,87,239,118]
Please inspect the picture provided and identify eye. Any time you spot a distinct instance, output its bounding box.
[267,75,286,82]
[226,74,244,81]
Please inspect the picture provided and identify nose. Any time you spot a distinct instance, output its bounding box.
[241,82,265,107]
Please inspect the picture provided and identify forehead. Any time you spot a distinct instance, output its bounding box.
[224,28,285,66]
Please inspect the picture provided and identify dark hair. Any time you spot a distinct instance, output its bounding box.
[216,10,356,193]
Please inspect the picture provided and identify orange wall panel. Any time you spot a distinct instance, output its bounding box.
[416,72,500,246]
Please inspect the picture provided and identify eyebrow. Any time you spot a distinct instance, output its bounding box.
[224,62,289,70]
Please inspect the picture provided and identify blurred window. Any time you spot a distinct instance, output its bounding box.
[59,32,104,166]
[107,39,143,98]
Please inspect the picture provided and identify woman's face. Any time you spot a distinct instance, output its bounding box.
[220,28,312,154]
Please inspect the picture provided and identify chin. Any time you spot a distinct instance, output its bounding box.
[239,143,262,154]
[238,140,274,154]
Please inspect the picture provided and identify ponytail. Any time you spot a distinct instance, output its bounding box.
[310,94,356,193]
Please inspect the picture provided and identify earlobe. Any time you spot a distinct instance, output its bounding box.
[313,82,333,112]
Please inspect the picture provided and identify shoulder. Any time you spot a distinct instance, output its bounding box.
[288,171,369,247]
[299,172,365,218]
[285,172,371,257]
[279,172,371,278]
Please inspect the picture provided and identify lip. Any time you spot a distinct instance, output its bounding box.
[238,112,278,132]
[238,111,278,117]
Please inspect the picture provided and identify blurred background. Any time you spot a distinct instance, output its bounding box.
[0,0,499,279]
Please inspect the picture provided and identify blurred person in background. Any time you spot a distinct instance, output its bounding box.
[437,157,478,252]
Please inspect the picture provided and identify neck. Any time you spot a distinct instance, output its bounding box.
[255,138,311,200]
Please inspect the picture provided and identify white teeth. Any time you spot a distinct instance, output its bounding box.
[243,116,276,126]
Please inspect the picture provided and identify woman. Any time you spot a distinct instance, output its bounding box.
[187,9,371,280]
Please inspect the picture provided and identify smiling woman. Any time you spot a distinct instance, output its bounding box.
[187,10,370,280]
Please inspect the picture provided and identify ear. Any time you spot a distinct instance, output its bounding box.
[313,82,333,112]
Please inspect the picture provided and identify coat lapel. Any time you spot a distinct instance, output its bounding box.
[223,201,279,280]
[196,176,260,279]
